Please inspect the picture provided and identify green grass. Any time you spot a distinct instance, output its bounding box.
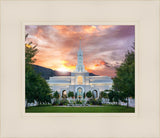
[26,105,135,113]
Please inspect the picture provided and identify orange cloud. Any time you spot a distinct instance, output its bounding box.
[26,25,135,77]
[82,26,98,33]
[99,25,113,30]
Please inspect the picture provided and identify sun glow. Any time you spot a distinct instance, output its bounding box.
[55,60,76,72]
[57,66,69,72]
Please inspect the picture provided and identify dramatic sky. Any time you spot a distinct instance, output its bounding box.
[25,25,135,77]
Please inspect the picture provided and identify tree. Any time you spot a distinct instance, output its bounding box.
[68,91,74,98]
[33,74,52,105]
[83,92,86,99]
[108,90,119,105]
[100,91,108,103]
[75,93,77,99]
[100,91,108,99]
[86,91,92,98]
[25,34,52,107]
[53,91,59,99]
[112,43,135,107]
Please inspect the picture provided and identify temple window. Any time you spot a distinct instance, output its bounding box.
[77,76,83,85]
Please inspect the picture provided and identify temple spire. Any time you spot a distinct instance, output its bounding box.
[74,37,86,72]
[79,36,81,49]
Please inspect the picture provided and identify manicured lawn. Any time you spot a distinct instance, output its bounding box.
[26,105,135,113]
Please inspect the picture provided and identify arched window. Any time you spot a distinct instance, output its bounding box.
[62,90,67,98]
[92,90,98,98]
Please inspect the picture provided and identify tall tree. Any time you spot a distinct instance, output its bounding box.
[25,34,52,107]
[113,44,135,107]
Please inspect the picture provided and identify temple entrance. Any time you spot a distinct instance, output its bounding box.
[76,87,83,100]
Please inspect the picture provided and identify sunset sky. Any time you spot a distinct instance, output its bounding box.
[25,25,135,77]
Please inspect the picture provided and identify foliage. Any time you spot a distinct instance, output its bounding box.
[108,90,120,105]
[76,100,82,104]
[68,91,74,98]
[25,34,52,107]
[59,99,69,105]
[81,100,86,105]
[69,100,74,106]
[87,99,102,105]
[83,92,86,99]
[86,91,92,98]
[52,99,59,105]
[100,91,108,99]
[53,91,59,99]
[112,43,135,107]
[26,66,52,106]
[75,93,77,99]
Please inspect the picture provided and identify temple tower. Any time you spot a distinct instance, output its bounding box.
[75,38,86,72]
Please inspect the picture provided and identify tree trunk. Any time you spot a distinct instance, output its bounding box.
[37,101,40,106]
[127,97,129,108]
[117,101,119,105]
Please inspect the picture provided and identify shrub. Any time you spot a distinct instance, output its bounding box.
[68,91,74,98]
[86,91,92,98]
[52,99,59,105]
[81,100,86,105]
[59,99,69,105]
[87,99,102,105]
[97,99,102,105]
[53,91,59,99]
[76,100,82,104]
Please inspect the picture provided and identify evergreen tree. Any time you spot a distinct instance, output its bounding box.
[53,91,60,99]
[113,44,135,107]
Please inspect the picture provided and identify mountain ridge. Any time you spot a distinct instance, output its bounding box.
[32,64,97,80]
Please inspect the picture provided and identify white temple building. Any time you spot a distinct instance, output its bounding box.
[47,39,113,100]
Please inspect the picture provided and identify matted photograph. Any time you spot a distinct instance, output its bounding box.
[25,25,135,113]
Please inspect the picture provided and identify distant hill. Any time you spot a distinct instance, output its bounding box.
[89,73,97,76]
[32,65,56,80]
[32,65,97,80]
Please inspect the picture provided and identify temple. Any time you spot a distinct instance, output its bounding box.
[47,39,113,100]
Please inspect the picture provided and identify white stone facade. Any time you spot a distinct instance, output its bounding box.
[47,40,113,100]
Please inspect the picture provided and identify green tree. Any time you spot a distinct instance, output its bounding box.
[86,91,92,98]
[83,92,86,99]
[25,34,52,107]
[33,74,52,105]
[75,93,77,99]
[113,44,135,107]
[108,90,119,105]
[100,91,108,99]
[68,91,74,98]
[53,91,59,99]
[100,91,108,103]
